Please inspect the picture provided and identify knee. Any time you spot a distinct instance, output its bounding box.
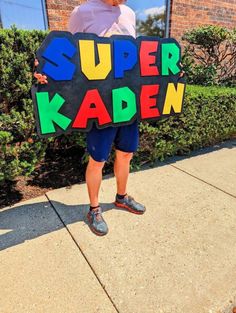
[88,156,105,170]
[116,150,134,162]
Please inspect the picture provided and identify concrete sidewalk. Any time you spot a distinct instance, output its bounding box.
[1,140,236,313]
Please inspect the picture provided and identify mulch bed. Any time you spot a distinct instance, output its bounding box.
[1,146,91,209]
[1,145,114,209]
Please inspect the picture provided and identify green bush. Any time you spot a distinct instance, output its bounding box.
[0,27,88,185]
[0,27,51,184]
[182,25,236,86]
[0,27,236,185]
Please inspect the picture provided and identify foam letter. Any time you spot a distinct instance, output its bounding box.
[161,43,180,76]
[140,41,159,76]
[114,39,138,78]
[79,40,112,80]
[72,89,112,128]
[112,87,137,123]
[140,85,160,119]
[36,92,71,134]
[162,83,185,115]
[42,37,76,80]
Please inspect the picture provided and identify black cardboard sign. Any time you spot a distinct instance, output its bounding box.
[31,31,186,138]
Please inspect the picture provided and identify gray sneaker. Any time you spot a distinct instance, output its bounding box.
[87,206,109,236]
[114,194,146,214]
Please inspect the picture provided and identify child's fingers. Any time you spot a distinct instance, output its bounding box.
[34,59,39,67]
[41,75,48,84]
[34,72,48,84]
[34,72,42,80]
[40,76,48,84]
[179,70,185,77]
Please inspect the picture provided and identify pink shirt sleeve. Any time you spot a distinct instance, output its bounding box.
[68,6,84,34]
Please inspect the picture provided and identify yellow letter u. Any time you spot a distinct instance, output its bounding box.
[79,40,112,80]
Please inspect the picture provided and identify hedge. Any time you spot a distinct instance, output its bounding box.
[134,85,236,167]
[0,27,236,184]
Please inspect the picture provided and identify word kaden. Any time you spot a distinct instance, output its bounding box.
[36,83,185,134]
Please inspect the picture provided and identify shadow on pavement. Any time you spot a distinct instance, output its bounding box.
[0,201,121,251]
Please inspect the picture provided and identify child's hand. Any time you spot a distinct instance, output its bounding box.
[179,62,185,78]
[33,59,48,84]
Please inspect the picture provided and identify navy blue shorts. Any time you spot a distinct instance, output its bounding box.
[86,120,139,162]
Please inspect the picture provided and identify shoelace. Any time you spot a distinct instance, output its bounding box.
[126,195,138,209]
[92,207,103,222]
[126,195,134,202]
[118,193,134,202]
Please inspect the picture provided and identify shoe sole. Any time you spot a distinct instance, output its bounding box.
[114,202,145,215]
[87,212,108,236]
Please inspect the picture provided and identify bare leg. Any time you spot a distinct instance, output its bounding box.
[114,149,133,195]
[85,156,105,207]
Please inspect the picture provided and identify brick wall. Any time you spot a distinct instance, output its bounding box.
[46,0,85,31]
[170,0,236,42]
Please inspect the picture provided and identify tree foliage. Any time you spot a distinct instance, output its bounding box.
[182,25,236,86]
[137,13,165,37]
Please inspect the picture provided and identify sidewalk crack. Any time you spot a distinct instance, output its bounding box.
[167,164,236,200]
[45,194,120,313]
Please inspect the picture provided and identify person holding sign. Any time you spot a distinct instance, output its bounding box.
[34,0,146,235]
[35,0,146,236]
[69,0,147,236]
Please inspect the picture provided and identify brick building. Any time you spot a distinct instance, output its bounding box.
[170,0,236,41]
[46,0,84,31]
[0,0,236,42]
